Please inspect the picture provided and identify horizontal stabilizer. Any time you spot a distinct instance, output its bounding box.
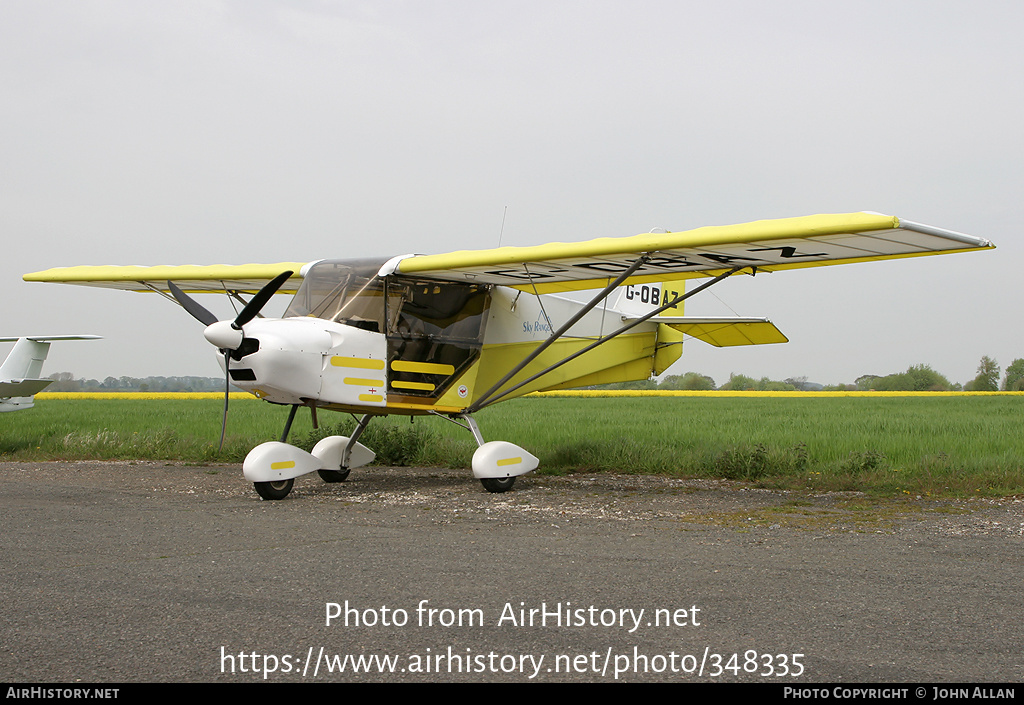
[0,379,54,397]
[0,335,101,342]
[639,316,788,347]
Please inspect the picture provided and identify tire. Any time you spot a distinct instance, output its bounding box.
[481,476,516,493]
[317,468,351,483]
[253,479,294,500]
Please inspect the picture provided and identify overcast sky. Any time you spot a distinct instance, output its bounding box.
[2,0,1021,388]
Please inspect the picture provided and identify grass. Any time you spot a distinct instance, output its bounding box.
[2,395,1023,497]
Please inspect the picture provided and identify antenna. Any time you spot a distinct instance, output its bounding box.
[497,205,508,247]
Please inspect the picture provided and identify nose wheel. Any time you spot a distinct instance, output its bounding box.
[318,468,351,483]
[253,479,294,500]
[480,477,516,493]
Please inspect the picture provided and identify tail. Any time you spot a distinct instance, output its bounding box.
[611,281,788,374]
[610,282,686,375]
[0,335,100,411]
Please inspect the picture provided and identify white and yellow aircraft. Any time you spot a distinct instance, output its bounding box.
[0,335,101,412]
[25,212,993,499]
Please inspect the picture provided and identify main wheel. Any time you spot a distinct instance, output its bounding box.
[253,479,294,500]
[317,468,351,483]
[481,476,516,493]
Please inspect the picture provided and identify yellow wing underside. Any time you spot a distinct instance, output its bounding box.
[23,213,992,294]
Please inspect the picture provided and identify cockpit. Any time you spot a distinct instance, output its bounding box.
[286,259,491,398]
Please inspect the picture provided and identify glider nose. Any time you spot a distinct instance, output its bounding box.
[204,320,244,350]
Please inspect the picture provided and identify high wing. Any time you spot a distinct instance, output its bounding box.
[23,214,991,296]
[22,263,307,294]
[393,212,994,293]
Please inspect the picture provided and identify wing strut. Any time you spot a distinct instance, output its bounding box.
[469,255,653,412]
[137,281,184,306]
[466,266,746,413]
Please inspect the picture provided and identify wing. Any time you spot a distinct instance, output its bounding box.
[23,263,308,294]
[394,213,994,293]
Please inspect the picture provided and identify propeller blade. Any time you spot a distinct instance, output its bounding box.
[219,349,230,451]
[233,270,294,329]
[167,280,219,327]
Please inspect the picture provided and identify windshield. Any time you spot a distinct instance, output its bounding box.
[284,258,391,332]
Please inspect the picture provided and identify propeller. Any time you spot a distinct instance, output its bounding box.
[167,270,293,333]
[167,271,294,451]
[234,270,294,328]
[218,348,231,451]
[166,281,218,326]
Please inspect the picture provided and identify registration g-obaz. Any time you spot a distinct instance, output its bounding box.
[25,212,993,499]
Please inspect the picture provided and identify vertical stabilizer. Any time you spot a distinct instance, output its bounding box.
[0,335,101,412]
[611,284,689,376]
[612,282,685,317]
[0,338,52,381]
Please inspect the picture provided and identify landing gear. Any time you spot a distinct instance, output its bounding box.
[480,476,516,493]
[314,414,371,485]
[317,468,351,483]
[244,410,378,500]
[433,413,538,493]
[250,405,303,500]
[253,479,294,500]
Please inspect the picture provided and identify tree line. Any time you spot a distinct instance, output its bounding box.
[43,373,232,393]
[600,356,1024,392]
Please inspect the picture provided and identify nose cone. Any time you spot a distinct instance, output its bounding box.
[204,320,244,350]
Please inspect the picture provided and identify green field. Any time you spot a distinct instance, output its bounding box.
[3,395,1022,497]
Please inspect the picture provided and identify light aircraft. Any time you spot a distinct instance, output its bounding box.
[25,212,993,499]
[0,336,101,412]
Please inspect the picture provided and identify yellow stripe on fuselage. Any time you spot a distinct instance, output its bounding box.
[344,377,384,387]
[391,381,436,391]
[391,360,455,375]
[332,357,386,370]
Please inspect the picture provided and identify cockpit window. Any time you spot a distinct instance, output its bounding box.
[386,278,489,342]
[284,258,390,331]
[384,277,490,398]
